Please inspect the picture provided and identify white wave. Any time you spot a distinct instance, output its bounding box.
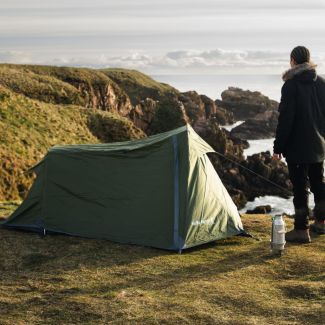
[240,194,315,216]
[222,120,244,132]
[244,138,274,157]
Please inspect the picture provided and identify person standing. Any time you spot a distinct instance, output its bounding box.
[273,46,325,243]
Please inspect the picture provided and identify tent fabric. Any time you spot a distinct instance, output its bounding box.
[3,124,244,250]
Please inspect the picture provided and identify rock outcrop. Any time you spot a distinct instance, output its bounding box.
[216,87,278,120]
[246,205,272,214]
[242,151,291,200]
[179,91,234,126]
[231,110,279,140]
[149,96,189,134]
[215,86,280,139]
[129,98,158,132]
[179,91,208,124]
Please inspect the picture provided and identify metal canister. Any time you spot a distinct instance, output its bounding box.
[270,214,286,255]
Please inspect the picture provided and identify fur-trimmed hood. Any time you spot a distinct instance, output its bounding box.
[282,61,317,82]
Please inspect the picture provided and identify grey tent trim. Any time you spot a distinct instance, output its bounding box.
[172,135,184,250]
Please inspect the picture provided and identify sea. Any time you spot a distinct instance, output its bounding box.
[151,74,283,102]
[151,74,316,215]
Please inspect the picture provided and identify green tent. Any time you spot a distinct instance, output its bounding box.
[3,124,244,251]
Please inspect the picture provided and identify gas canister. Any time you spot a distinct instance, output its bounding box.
[271,214,286,255]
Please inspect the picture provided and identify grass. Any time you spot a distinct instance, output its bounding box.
[0,64,128,108]
[0,205,323,325]
[101,68,178,105]
[0,85,145,201]
[0,65,85,106]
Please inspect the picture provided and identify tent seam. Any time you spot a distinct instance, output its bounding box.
[40,156,48,233]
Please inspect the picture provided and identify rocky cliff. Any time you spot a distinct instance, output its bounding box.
[0,64,289,207]
[216,86,278,120]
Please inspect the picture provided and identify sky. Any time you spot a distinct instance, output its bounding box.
[1,0,325,74]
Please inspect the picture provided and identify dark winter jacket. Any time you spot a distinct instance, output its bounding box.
[273,62,325,163]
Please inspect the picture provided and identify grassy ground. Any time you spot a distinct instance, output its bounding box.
[0,204,324,325]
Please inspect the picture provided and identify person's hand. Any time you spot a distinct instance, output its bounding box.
[272,153,282,160]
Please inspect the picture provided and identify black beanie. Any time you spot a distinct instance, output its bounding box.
[290,46,310,64]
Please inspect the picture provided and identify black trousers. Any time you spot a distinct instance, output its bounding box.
[287,161,325,229]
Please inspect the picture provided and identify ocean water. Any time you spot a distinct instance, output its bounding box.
[222,122,275,157]
[151,74,282,102]
[239,195,315,216]
[244,138,275,157]
[239,196,295,215]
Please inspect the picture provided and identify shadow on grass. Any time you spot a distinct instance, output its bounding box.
[0,227,170,272]
[1,225,323,325]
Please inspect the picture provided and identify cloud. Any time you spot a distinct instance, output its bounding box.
[0,50,32,63]
[96,49,322,73]
[0,48,324,74]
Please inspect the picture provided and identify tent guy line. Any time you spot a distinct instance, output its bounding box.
[211,151,292,197]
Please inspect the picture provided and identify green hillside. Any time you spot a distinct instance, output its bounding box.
[0,84,144,201]
[0,64,133,113]
[101,68,179,105]
[0,64,178,108]
[0,65,85,105]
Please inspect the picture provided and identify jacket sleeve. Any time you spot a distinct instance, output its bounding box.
[273,80,296,154]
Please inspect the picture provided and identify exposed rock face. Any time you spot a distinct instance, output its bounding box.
[179,91,206,124]
[214,106,235,125]
[231,110,279,140]
[149,96,189,134]
[200,94,217,118]
[78,81,133,116]
[225,129,249,149]
[129,98,158,132]
[242,152,291,200]
[216,87,278,120]
[193,119,246,159]
[179,91,234,126]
